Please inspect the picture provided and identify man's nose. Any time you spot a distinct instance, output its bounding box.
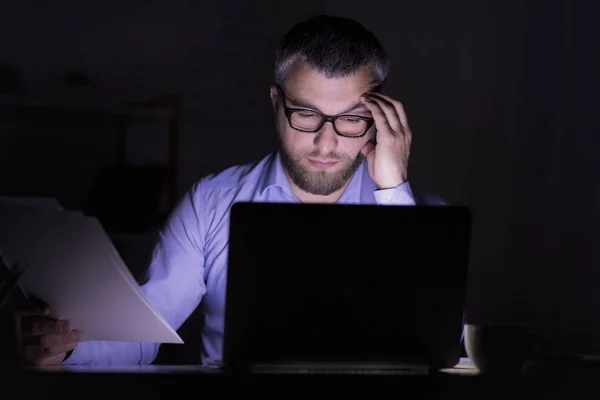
[313,121,338,154]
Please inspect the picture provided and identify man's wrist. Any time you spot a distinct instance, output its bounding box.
[374,181,415,205]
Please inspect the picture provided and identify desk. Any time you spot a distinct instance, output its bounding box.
[3,360,597,399]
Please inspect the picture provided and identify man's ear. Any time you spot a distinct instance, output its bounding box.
[269,85,279,112]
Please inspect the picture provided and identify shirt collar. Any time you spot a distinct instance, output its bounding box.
[337,158,371,204]
[260,152,294,197]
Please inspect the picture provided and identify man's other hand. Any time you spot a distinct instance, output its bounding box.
[19,306,81,365]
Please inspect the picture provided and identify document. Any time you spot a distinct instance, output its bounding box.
[0,198,183,344]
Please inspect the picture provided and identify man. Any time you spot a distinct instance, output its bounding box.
[20,14,445,366]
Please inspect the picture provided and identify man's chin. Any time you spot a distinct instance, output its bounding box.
[297,171,348,196]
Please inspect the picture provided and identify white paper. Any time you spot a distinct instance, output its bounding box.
[0,200,182,344]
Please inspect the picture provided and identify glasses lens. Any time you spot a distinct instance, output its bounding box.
[290,110,323,131]
[334,116,369,137]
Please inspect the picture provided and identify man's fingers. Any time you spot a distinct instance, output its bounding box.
[19,306,50,317]
[368,92,410,129]
[22,330,81,365]
[23,329,80,348]
[50,340,79,356]
[29,318,67,336]
[24,340,79,365]
[360,95,393,134]
[365,93,402,133]
[22,316,69,336]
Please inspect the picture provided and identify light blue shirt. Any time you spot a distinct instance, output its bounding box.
[64,151,419,366]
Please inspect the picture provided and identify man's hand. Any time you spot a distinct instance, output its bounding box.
[20,306,81,365]
[360,92,412,190]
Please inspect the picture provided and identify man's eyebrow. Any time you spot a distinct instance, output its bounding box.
[287,95,369,115]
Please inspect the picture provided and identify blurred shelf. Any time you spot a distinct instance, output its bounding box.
[0,92,182,211]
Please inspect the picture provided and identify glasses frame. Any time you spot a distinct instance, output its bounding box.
[277,86,374,138]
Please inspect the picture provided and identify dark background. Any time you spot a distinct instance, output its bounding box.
[1,0,598,362]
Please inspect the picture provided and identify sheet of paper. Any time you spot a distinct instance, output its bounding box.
[0,200,182,344]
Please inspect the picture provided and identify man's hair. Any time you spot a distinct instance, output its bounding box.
[274,15,390,88]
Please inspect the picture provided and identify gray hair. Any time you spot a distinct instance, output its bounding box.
[274,15,391,88]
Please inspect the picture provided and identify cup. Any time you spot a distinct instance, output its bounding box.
[464,324,539,375]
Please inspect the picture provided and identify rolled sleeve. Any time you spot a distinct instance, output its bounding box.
[373,181,416,205]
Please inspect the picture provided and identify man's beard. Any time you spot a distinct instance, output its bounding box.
[276,123,364,196]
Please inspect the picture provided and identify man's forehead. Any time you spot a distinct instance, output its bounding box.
[283,66,376,113]
[284,61,376,95]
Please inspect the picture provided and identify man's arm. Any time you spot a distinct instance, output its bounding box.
[63,183,208,366]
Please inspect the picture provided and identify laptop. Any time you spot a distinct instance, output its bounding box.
[223,202,472,375]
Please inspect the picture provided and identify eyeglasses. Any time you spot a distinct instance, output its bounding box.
[277,86,374,138]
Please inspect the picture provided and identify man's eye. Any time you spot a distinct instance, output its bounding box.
[338,117,362,124]
[298,112,318,118]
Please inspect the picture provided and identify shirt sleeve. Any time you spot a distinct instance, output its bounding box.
[373,181,416,205]
[63,182,208,366]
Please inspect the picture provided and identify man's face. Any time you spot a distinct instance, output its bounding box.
[271,61,377,196]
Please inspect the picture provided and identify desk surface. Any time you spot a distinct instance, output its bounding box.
[4,357,599,399]
[16,357,477,376]
[8,355,600,377]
